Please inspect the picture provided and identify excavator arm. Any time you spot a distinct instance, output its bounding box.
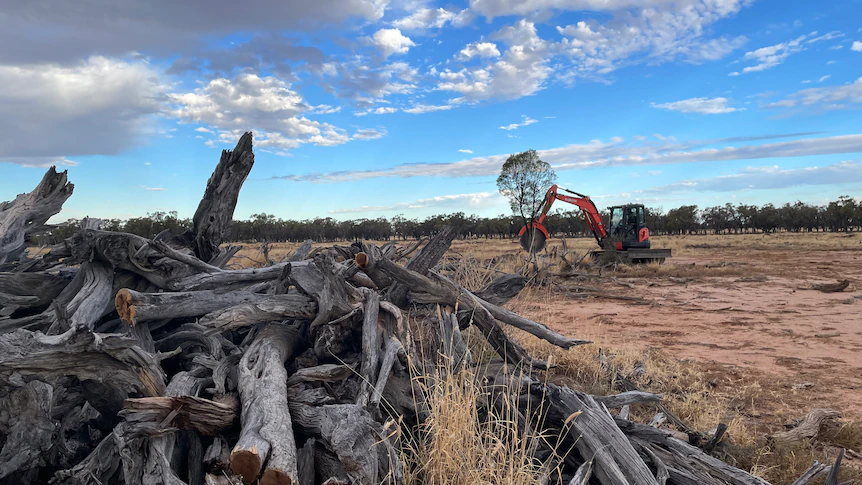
[519,184,608,252]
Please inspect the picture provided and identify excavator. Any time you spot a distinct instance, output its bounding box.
[518,185,671,263]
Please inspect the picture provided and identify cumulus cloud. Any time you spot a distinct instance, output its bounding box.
[0,56,166,166]
[392,8,457,31]
[438,20,552,101]
[270,133,862,183]
[458,42,502,59]
[554,1,749,80]
[369,29,416,58]
[168,73,351,150]
[499,115,539,130]
[852,41,862,52]
[329,192,498,214]
[651,97,743,114]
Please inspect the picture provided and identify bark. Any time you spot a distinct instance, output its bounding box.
[231,323,304,485]
[0,166,74,264]
[121,394,237,437]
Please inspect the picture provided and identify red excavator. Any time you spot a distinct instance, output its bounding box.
[518,185,671,263]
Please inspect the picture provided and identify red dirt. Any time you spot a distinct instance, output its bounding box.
[527,247,862,418]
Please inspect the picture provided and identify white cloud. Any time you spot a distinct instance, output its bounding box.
[554,1,749,80]
[142,186,166,191]
[403,104,453,114]
[499,115,538,130]
[392,8,457,31]
[459,149,473,154]
[168,73,350,150]
[621,160,862,197]
[852,41,862,52]
[651,97,742,114]
[736,31,842,74]
[272,133,862,183]
[459,42,502,59]
[329,191,498,214]
[633,135,647,141]
[195,127,213,133]
[0,56,166,166]
[369,28,415,58]
[438,20,552,101]
[801,80,811,84]
[830,45,843,50]
[353,127,387,140]
[144,162,152,166]
[766,77,862,110]
[310,104,342,114]
[819,75,831,83]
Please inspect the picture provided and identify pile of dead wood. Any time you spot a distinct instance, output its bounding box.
[0,133,848,485]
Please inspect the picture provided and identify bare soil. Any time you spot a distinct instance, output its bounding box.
[516,245,862,419]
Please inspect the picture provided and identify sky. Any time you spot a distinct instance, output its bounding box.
[1,0,861,222]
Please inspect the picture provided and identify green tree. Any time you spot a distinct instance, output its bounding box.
[496,149,556,248]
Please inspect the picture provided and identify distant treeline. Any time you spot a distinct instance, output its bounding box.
[38,196,861,245]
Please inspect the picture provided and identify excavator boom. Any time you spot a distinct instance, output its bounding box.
[519,185,607,252]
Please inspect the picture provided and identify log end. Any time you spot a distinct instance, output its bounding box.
[261,468,297,485]
[230,448,263,485]
[355,252,369,269]
[115,288,137,326]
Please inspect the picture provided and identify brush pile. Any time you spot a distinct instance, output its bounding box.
[0,134,844,485]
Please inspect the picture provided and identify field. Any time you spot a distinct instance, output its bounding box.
[234,232,862,483]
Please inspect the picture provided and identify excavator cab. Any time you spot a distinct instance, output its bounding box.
[608,204,650,250]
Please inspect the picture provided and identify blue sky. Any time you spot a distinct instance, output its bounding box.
[1,0,861,222]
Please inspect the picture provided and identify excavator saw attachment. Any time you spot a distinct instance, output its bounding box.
[519,225,547,253]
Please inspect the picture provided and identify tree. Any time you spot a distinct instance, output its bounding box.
[496,150,556,251]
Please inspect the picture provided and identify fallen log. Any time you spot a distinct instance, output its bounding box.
[769,408,842,444]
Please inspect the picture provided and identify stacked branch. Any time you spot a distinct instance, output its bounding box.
[0,133,846,485]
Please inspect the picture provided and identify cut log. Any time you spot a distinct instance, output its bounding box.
[770,408,842,444]
[231,323,304,485]
[115,287,315,326]
[0,166,74,264]
[121,394,237,437]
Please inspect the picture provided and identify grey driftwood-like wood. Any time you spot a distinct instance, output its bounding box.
[185,132,255,263]
[0,166,74,265]
[231,323,304,485]
[769,408,842,444]
[0,270,73,310]
[385,225,457,306]
[474,273,526,306]
[594,391,663,409]
[115,287,316,325]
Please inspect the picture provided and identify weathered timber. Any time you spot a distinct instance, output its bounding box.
[289,402,381,485]
[385,225,457,306]
[370,336,404,408]
[356,289,381,407]
[594,391,663,409]
[0,380,56,481]
[0,327,166,396]
[770,408,842,444]
[474,273,526,306]
[0,166,74,264]
[288,240,314,262]
[115,287,315,326]
[231,323,304,485]
[298,438,316,485]
[789,461,829,485]
[0,270,74,310]
[473,293,592,349]
[290,255,356,329]
[121,394,237,437]
[186,132,255,263]
[438,309,471,370]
